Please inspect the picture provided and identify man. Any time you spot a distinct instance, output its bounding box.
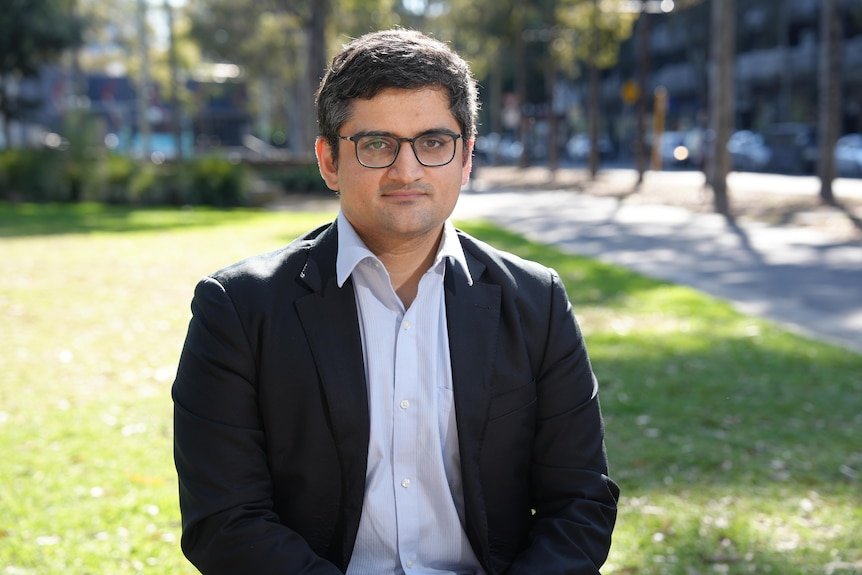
[173,29,618,574]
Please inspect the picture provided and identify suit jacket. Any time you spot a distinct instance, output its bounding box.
[173,221,619,575]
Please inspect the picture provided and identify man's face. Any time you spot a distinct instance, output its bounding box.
[316,87,473,248]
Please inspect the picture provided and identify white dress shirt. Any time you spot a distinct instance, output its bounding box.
[336,212,485,575]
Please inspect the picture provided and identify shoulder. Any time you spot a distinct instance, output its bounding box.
[206,222,335,294]
[456,228,557,290]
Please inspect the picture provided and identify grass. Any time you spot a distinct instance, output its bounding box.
[1,202,860,574]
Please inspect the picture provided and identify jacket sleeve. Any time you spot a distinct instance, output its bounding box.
[506,271,620,574]
[172,277,343,575]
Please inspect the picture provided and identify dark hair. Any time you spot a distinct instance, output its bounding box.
[315,29,479,160]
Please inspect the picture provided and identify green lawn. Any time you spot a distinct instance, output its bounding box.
[1,203,860,574]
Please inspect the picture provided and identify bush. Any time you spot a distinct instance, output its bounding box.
[99,154,139,204]
[278,163,331,194]
[1,149,250,207]
[0,149,68,202]
[180,157,248,207]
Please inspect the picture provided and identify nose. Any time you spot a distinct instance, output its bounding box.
[386,142,425,183]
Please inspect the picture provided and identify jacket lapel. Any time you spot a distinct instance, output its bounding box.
[445,250,501,569]
[293,223,369,569]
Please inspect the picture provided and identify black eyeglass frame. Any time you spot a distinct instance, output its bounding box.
[338,130,464,168]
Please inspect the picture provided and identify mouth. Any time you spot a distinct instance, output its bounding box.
[380,185,431,199]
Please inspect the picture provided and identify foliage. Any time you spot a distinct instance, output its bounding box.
[0,0,83,77]
[0,149,68,201]
[0,0,84,143]
[0,208,860,573]
[555,0,637,72]
[186,0,400,153]
[275,163,333,193]
[0,149,250,206]
[181,156,248,207]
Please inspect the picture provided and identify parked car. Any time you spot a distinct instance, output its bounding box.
[835,133,862,178]
[727,130,771,172]
[474,132,524,165]
[762,123,817,174]
[565,133,614,162]
[656,131,703,168]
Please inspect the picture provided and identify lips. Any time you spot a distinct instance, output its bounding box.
[380,184,433,200]
[383,190,426,198]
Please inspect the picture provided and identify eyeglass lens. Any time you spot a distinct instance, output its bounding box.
[355,133,457,167]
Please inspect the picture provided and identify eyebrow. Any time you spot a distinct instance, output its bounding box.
[349,128,461,138]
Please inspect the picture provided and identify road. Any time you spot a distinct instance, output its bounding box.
[454,169,862,354]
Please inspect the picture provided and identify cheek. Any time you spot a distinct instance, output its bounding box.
[337,170,382,203]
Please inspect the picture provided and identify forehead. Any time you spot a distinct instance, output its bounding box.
[342,87,459,135]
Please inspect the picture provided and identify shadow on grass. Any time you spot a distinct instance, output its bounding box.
[458,219,666,307]
[609,506,861,575]
[597,332,862,490]
[459,220,862,491]
[462,220,862,574]
[0,202,271,237]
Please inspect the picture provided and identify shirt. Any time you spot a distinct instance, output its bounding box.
[336,212,485,575]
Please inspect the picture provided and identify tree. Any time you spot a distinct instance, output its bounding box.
[817,0,841,205]
[0,0,84,147]
[443,0,636,173]
[556,0,636,177]
[707,0,734,216]
[187,0,397,156]
[440,0,549,167]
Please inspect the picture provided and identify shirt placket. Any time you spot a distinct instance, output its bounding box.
[392,300,420,570]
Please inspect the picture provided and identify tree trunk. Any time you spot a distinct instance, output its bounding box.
[136,0,151,157]
[0,79,11,149]
[587,0,600,180]
[303,0,329,159]
[708,0,735,216]
[516,10,530,169]
[165,0,183,160]
[634,13,651,187]
[818,0,841,205]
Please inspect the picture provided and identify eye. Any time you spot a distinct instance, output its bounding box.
[417,133,452,150]
[359,136,395,152]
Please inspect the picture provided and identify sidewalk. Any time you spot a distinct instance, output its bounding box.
[455,167,862,354]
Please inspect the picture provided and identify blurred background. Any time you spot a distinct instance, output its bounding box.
[1,0,860,211]
[3,3,862,573]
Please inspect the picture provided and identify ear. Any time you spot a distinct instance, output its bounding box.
[315,137,340,191]
[460,137,475,187]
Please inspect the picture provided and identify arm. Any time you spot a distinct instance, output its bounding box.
[507,272,619,574]
[172,277,342,574]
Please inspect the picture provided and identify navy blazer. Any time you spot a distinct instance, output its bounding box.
[173,222,619,574]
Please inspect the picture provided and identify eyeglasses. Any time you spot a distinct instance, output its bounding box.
[339,130,462,168]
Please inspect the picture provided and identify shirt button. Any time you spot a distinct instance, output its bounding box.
[401,478,411,488]
[400,399,410,410]
[402,320,411,330]
[406,559,414,568]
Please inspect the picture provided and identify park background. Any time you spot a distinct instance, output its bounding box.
[2,0,862,573]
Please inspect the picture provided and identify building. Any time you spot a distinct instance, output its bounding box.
[598,0,862,161]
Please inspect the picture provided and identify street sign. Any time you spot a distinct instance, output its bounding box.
[621,80,641,105]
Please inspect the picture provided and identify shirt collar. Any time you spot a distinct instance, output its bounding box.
[336,211,473,288]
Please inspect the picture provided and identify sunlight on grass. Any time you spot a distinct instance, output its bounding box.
[1,204,860,574]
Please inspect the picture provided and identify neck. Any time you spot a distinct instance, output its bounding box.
[363,229,443,308]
